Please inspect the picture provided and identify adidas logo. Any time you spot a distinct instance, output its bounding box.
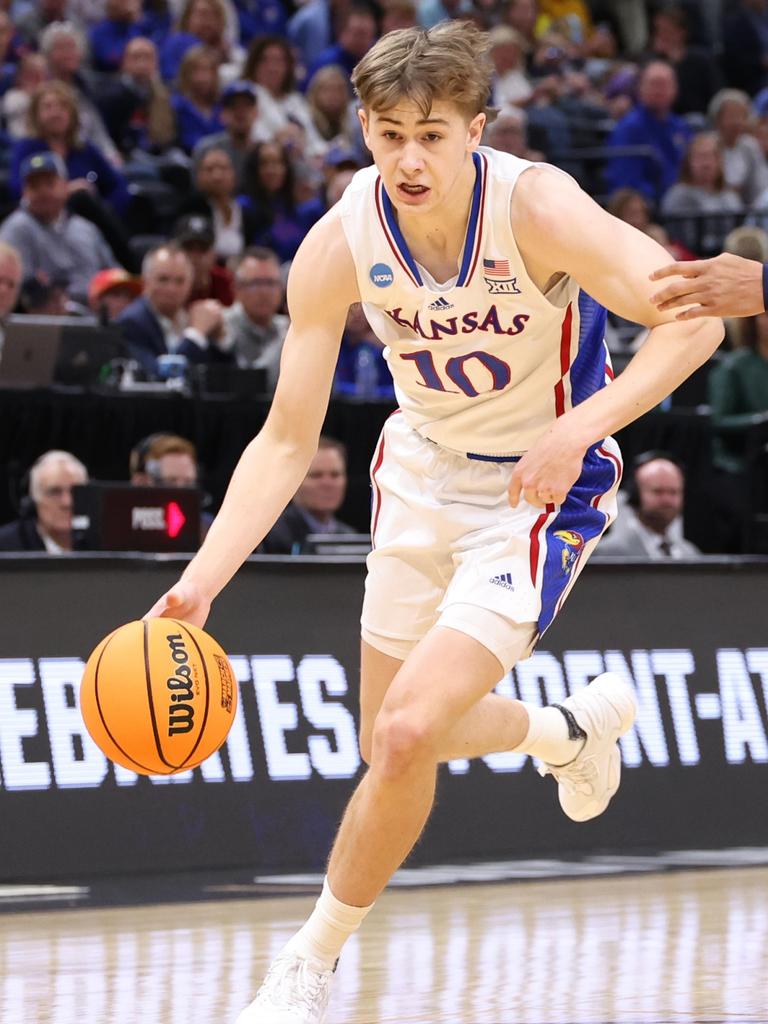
[490,573,515,591]
[427,296,454,311]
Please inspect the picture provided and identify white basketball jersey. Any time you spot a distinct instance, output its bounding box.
[338,146,613,456]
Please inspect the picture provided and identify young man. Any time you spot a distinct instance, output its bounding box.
[147,23,723,1024]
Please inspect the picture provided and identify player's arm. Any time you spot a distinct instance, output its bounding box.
[509,167,724,507]
[649,252,766,320]
[147,212,359,624]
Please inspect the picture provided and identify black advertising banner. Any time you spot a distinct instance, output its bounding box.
[0,555,767,881]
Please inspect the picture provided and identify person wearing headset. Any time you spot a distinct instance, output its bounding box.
[598,450,701,559]
[0,450,88,552]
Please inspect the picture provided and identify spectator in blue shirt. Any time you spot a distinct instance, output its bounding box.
[10,81,132,217]
[306,6,378,85]
[288,0,335,71]
[234,0,287,45]
[160,0,234,82]
[334,303,394,399]
[89,0,144,73]
[241,141,307,264]
[606,59,694,203]
[171,45,224,152]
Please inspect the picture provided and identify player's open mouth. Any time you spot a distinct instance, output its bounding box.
[397,183,430,197]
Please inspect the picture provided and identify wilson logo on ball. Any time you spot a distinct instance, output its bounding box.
[166,633,195,735]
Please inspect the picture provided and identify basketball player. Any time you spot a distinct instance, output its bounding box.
[147,24,724,1023]
[650,251,767,320]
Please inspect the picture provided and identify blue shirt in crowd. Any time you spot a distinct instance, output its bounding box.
[89,18,143,73]
[10,138,131,216]
[605,105,693,202]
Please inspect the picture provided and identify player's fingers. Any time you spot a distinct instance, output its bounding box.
[649,282,698,307]
[648,262,684,281]
[649,260,706,282]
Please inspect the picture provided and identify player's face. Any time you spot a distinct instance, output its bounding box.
[359,99,485,216]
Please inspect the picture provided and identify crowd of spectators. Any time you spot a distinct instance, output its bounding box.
[1,0,768,554]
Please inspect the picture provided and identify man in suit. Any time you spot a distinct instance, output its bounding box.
[116,243,234,378]
[599,453,701,559]
[260,436,357,554]
[0,450,88,553]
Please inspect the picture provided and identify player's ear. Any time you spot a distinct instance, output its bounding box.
[467,111,485,150]
[357,107,372,151]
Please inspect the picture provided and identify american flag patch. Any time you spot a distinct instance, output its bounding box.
[483,258,511,279]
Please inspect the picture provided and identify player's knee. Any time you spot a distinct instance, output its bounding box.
[370,709,436,779]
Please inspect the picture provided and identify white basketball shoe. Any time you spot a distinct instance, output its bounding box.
[538,672,637,822]
[235,950,335,1024]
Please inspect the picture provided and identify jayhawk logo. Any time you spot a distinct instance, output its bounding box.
[553,530,585,575]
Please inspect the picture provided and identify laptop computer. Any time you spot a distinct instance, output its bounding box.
[0,318,61,388]
[0,316,126,389]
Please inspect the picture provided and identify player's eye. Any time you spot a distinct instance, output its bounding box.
[424,133,442,142]
[382,131,400,141]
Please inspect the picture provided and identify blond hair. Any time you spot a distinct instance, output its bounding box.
[352,22,495,121]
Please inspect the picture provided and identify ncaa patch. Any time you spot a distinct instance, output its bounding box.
[370,263,394,288]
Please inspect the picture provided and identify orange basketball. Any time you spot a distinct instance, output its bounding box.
[80,618,238,775]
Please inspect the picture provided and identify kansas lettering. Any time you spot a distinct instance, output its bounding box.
[384,304,530,341]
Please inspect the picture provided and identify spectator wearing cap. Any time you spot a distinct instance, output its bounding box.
[10,81,132,217]
[0,153,117,307]
[225,246,288,391]
[306,6,378,83]
[171,45,225,153]
[88,267,143,322]
[95,37,176,159]
[243,35,312,141]
[89,0,144,73]
[176,144,261,260]
[241,141,306,263]
[115,242,235,378]
[195,81,268,191]
[173,215,235,305]
[0,241,22,357]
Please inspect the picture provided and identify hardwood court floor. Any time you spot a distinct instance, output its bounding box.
[2,866,767,1024]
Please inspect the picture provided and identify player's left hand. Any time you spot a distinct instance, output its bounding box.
[508,430,585,509]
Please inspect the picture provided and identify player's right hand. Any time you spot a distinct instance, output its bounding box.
[144,580,211,628]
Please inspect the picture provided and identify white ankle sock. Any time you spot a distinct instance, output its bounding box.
[287,878,374,970]
[516,703,583,765]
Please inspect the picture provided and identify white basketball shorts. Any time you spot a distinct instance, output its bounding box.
[360,412,622,672]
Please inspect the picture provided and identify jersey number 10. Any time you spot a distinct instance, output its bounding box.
[401,349,511,398]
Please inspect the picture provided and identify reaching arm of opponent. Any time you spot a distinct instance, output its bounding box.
[508,167,724,508]
[648,252,766,320]
[146,212,359,625]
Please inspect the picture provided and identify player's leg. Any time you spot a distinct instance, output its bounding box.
[237,625,521,1024]
[360,637,570,765]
